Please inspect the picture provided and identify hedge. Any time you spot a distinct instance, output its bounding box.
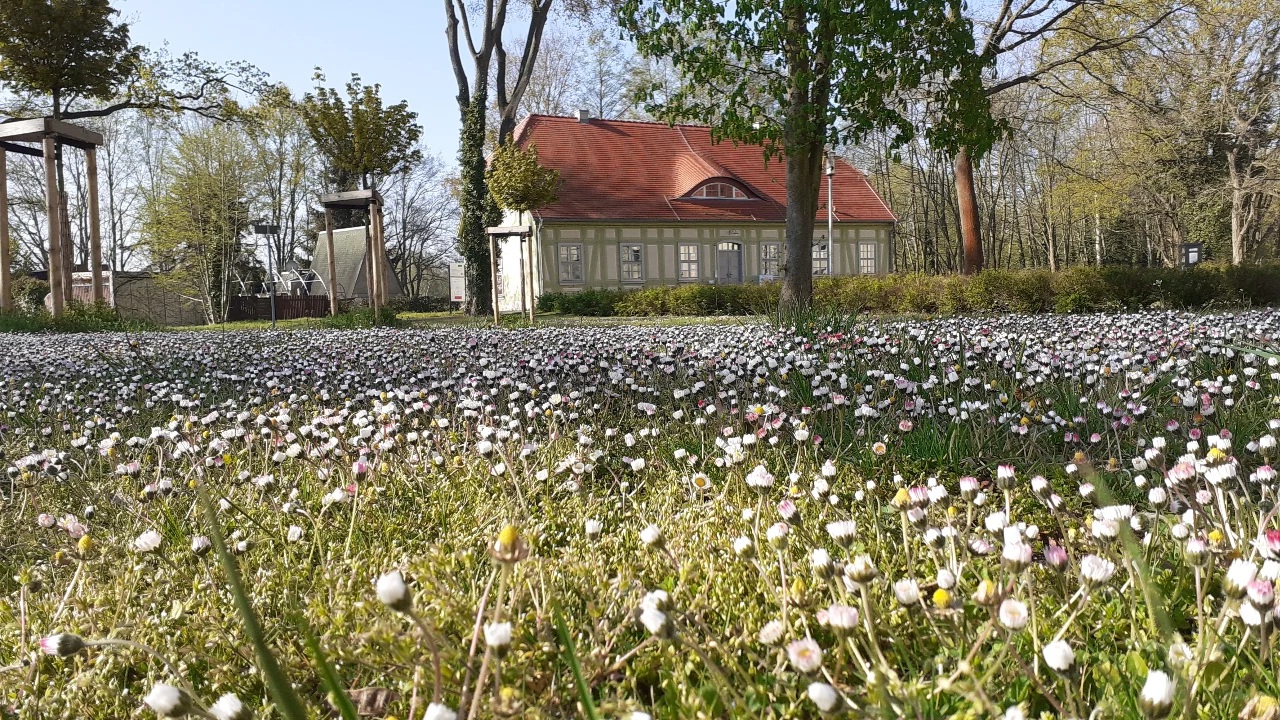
[536,263,1280,317]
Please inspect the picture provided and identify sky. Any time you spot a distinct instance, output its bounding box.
[117,0,466,159]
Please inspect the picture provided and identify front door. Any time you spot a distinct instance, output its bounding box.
[716,242,742,284]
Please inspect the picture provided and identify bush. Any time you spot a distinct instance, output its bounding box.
[0,302,158,334]
[320,307,400,329]
[387,295,455,313]
[538,263,1280,318]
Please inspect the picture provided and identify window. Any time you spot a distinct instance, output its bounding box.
[859,242,877,275]
[558,243,584,284]
[620,243,644,282]
[690,182,748,199]
[760,243,782,277]
[679,244,700,281]
[812,242,830,276]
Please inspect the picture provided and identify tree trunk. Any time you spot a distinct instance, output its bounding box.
[955,146,983,275]
[458,92,493,316]
[779,140,822,312]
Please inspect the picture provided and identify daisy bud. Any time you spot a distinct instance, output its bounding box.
[1044,544,1069,572]
[1043,640,1075,672]
[423,703,459,720]
[144,683,192,718]
[766,522,789,548]
[845,554,878,584]
[639,606,671,638]
[825,520,856,548]
[639,524,664,549]
[825,604,859,632]
[39,633,86,657]
[972,580,1002,608]
[484,621,513,653]
[1184,538,1209,567]
[191,536,212,556]
[210,693,254,720]
[1001,542,1033,573]
[1247,580,1275,610]
[893,578,920,606]
[375,571,412,613]
[733,536,755,558]
[133,529,162,553]
[1225,559,1259,599]
[807,682,840,714]
[584,519,603,540]
[1139,670,1174,719]
[810,548,833,578]
[998,598,1029,630]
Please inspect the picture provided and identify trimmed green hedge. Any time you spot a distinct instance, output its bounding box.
[537,264,1280,317]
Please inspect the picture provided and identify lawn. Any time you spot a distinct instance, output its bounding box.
[3,310,1279,719]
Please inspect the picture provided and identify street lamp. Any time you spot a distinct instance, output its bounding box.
[252,222,280,329]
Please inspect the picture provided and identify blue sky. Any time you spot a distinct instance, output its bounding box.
[117,0,465,160]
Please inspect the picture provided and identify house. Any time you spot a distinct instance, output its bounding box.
[492,114,896,312]
[309,226,403,303]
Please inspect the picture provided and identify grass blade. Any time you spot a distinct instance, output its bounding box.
[297,616,360,720]
[552,601,601,720]
[195,482,310,720]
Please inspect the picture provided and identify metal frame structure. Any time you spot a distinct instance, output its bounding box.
[0,118,106,317]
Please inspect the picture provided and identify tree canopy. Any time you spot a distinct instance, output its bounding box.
[299,71,422,192]
[486,143,560,216]
[617,0,993,308]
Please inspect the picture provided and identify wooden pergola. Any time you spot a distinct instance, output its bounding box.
[319,189,388,320]
[0,118,106,317]
[486,225,536,326]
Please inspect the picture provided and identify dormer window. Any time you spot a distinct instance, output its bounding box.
[690,181,749,199]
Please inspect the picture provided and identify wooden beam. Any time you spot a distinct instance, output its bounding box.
[86,147,104,304]
[364,213,377,324]
[43,136,64,318]
[324,208,338,316]
[375,204,389,306]
[486,226,532,237]
[0,140,42,158]
[0,148,10,312]
[0,118,103,148]
[489,234,499,325]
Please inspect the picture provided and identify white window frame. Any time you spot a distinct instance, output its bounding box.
[619,243,644,283]
[678,243,700,282]
[812,242,830,276]
[859,241,877,275]
[691,182,749,199]
[558,242,584,285]
[760,242,782,277]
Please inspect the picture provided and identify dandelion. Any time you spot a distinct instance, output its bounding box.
[787,637,824,673]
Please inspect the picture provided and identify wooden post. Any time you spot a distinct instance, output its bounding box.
[526,234,536,324]
[489,233,499,325]
[43,136,64,318]
[324,208,338,316]
[518,232,527,319]
[364,211,378,324]
[86,147,104,304]
[0,148,11,313]
[376,205,389,305]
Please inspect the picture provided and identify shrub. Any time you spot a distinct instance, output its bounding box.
[0,302,158,334]
[320,307,400,329]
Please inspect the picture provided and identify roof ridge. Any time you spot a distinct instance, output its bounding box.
[524,113,727,132]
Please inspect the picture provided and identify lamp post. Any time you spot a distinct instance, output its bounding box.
[252,222,280,329]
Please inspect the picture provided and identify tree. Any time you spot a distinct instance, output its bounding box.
[245,84,319,272]
[618,0,992,309]
[949,0,1176,273]
[486,143,559,223]
[443,0,592,315]
[299,72,422,193]
[140,122,255,324]
[383,152,457,300]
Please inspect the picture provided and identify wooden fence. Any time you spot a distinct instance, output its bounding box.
[227,295,330,322]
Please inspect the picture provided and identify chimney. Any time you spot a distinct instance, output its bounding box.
[576,109,591,123]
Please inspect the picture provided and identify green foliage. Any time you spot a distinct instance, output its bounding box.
[11,276,50,312]
[540,264,1280,317]
[457,93,499,317]
[300,71,422,191]
[0,302,157,333]
[319,307,400,329]
[140,123,255,325]
[0,0,141,113]
[486,143,559,215]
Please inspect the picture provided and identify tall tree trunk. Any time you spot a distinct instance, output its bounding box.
[780,139,821,311]
[1093,200,1103,266]
[458,91,494,316]
[955,146,982,275]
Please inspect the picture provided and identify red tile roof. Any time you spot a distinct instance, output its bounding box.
[511,115,896,224]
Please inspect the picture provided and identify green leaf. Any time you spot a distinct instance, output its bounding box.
[552,601,601,720]
[195,482,310,720]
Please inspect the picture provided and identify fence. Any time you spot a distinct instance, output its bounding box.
[227,295,330,322]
